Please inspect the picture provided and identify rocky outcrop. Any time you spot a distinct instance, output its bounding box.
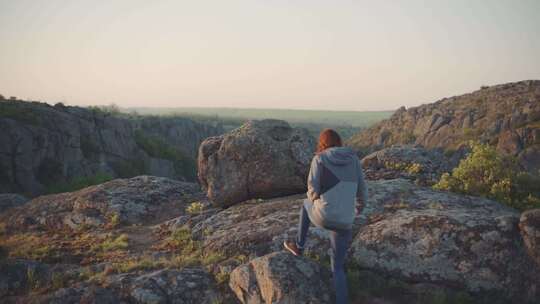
[0,259,79,299]
[32,267,220,304]
[351,179,540,302]
[188,195,333,259]
[348,80,540,172]
[198,119,315,207]
[1,176,203,232]
[116,268,220,304]
[0,100,223,195]
[0,193,28,213]
[519,209,540,268]
[2,173,539,302]
[229,252,333,304]
[360,145,466,185]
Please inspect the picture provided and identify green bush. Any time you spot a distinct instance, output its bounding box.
[186,201,204,215]
[46,173,113,194]
[0,103,40,125]
[134,130,196,180]
[110,159,148,178]
[87,103,121,115]
[434,142,540,210]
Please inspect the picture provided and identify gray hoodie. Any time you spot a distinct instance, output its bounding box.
[305,146,368,230]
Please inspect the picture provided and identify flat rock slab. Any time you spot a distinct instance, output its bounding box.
[191,195,335,260]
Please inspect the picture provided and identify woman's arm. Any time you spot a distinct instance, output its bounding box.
[307,156,321,203]
[356,160,368,215]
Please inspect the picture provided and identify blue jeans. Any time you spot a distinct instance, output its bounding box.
[296,203,353,304]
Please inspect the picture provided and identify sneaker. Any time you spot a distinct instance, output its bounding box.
[283,240,302,256]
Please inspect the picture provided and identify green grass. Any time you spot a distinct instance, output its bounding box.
[92,234,129,252]
[128,107,393,128]
[126,107,393,140]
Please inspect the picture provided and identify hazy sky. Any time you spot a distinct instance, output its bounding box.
[1,0,539,111]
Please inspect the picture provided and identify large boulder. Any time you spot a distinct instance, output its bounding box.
[229,252,333,304]
[519,209,540,268]
[198,119,315,207]
[350,179,540,302]
[1,176,203,232]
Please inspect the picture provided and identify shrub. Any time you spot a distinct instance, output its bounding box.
[0,103,40,125]
[407,163,422,175]
[94,234,129,252]
[51,272,68,290]
[109,213,120,228]
[134,130,196,180]
[433,142,540,210]
[186,202,204,215]
[88,103,121,115]
[110,159,148,178]
[27,267,39,290]
[163,226,225,268]
[384,161,423,175]
[46,173,113,194]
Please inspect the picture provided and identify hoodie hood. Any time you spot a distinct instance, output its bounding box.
[319,146,357,166]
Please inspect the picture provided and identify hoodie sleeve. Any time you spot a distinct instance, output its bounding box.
[356,159,368,209]
[307,155,321,202]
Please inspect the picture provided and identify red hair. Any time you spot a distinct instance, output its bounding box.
[316,129,342,154]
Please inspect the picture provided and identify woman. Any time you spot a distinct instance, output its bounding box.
[283,128,368,304]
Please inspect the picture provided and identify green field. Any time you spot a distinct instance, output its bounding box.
[126,107,393,139]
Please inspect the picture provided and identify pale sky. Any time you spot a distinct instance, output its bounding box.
[0,0,539,111]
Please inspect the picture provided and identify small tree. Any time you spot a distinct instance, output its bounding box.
[434,141,540,210]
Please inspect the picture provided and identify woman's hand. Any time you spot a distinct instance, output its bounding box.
[355,200,364,217]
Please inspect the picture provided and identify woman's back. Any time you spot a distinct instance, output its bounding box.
[307,146,366,230]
